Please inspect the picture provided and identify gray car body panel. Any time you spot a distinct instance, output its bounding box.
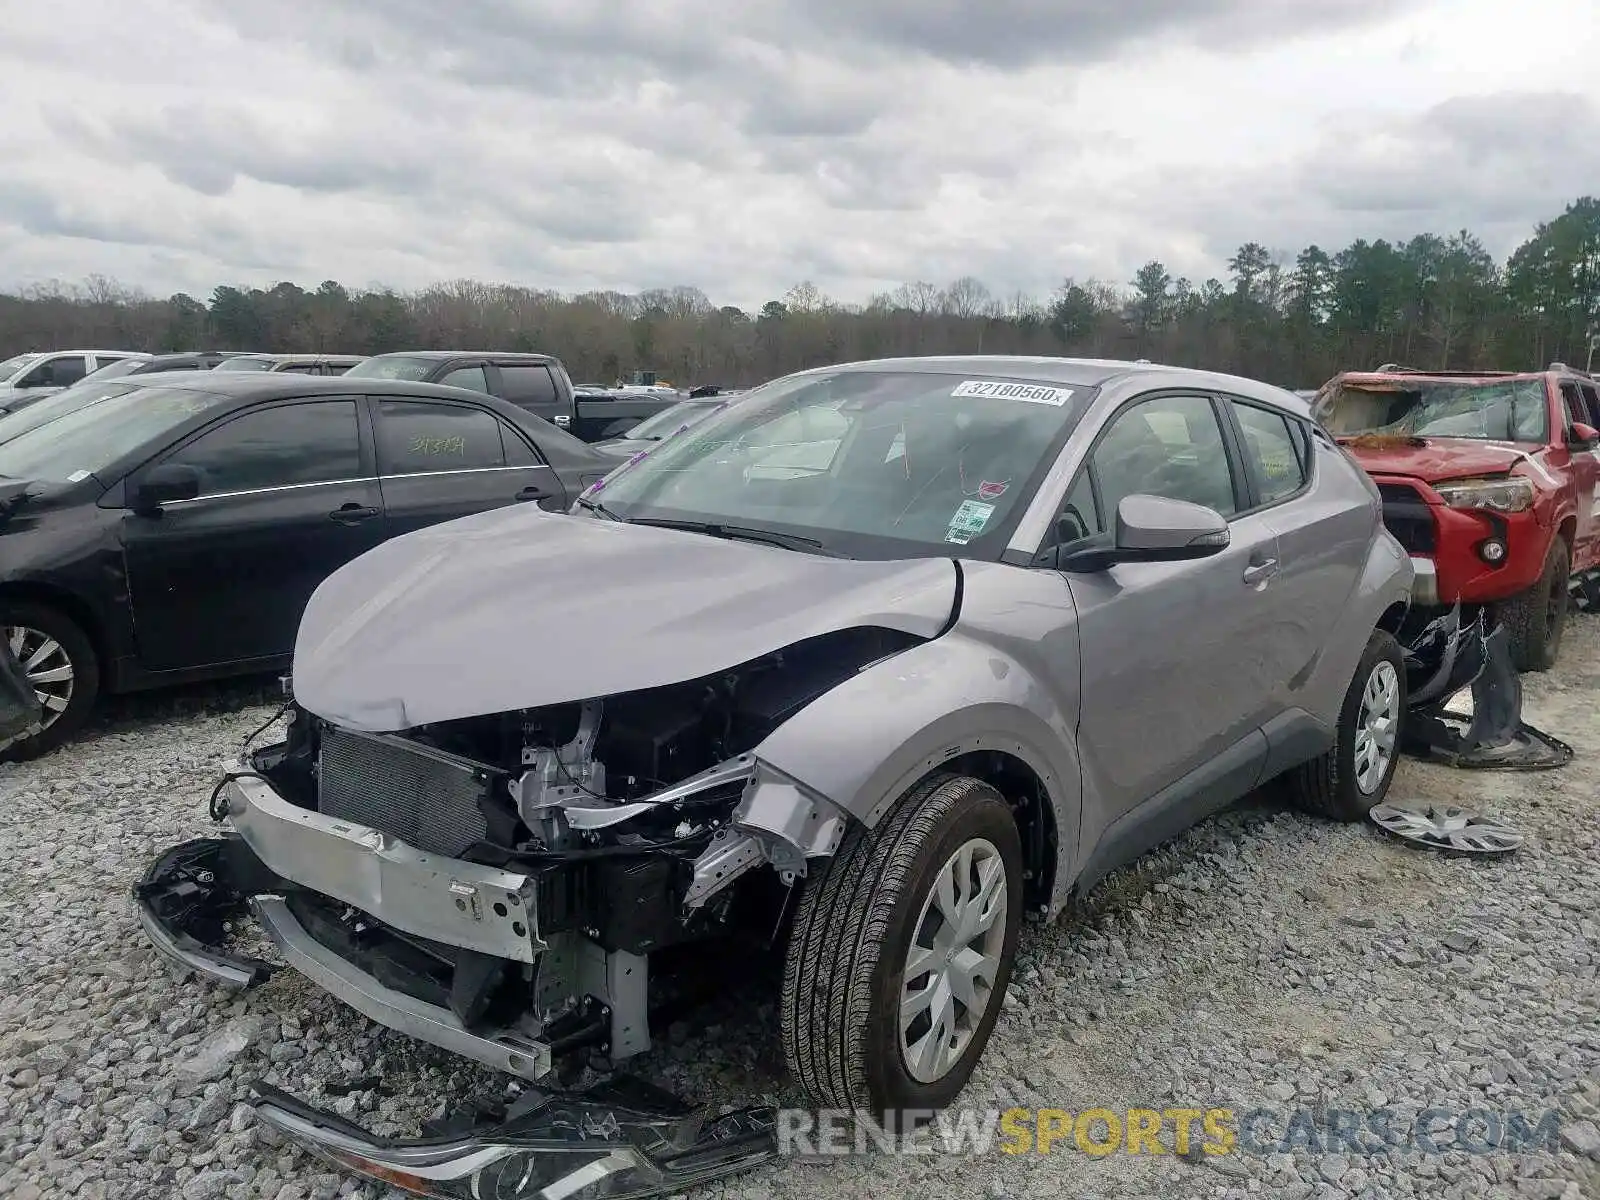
[286,355,1412,914]
[290,501,959,732]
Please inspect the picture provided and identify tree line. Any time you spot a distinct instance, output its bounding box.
[4,197,1597,389]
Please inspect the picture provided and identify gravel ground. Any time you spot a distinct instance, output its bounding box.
[1,620,1597,1200]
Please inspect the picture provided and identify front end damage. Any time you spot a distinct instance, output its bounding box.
[135,627,922,1196]
[1399,605,1572,769]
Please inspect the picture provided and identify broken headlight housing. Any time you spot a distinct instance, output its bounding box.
[1433,475,1534,514]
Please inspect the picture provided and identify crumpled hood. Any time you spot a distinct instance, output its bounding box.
[1342,439,1530,483]
[292,505,959,731]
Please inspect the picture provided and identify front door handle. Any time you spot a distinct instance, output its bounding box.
[330,503,381,524]
[515,484,550,502]
[1243,557,1280,586]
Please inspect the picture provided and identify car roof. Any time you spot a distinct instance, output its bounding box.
[794,355,1310,414]
[362,350,559,363]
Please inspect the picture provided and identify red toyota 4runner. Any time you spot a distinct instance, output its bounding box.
[1313,364,1600,671]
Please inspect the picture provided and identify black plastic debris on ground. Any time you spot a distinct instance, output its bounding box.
[1399,606,1573,771]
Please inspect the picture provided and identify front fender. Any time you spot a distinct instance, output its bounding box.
[752,631,1082,897]
[1309,528,1413,722]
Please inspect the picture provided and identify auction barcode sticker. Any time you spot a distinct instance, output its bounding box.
[952,380,1075,406]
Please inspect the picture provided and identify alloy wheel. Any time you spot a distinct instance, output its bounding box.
[5,624,74,730]
[1353,660,1400,795]
[899,837,1009,1084]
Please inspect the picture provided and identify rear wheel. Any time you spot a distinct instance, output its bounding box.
[1501,538,1570,673]
[0,601,99,761]
[1286,629,1405,822]
[780,775,1022,1125]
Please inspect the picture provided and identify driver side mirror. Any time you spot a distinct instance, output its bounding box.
[131,463,201,514]
[1567,421,1598,448]
[1055,494,1230,572]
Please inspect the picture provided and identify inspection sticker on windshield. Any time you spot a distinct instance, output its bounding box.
[952,379,1075,406]
[945,499,995,544]
[66,470,92,482]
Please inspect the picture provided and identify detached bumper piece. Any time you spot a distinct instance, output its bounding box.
[0,636,43,754]
[251,1076,776,1199]
[133,836,281,987]
[1400,606,1572,771]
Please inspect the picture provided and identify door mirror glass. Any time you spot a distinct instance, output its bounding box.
[132,463,201,513]
[1057,494,1229,571]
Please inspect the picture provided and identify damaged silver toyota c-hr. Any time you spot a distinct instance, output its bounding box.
[137,356,1418,1197]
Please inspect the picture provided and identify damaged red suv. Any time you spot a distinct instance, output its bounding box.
[1314,364,1600,671]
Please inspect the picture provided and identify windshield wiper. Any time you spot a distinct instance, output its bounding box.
[575,495,625,521]
[626,517,841,556]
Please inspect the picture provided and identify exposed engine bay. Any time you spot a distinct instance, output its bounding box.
[141,625,922,1069]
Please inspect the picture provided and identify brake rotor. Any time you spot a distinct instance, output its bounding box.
[1368,801,1523,855]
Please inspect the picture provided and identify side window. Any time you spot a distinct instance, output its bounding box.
[373,400,507,475]
[20,355,86,388]
[1231,401,1308,504]
[500,424,543,467]
[498,365,558,406]
[279,363,317,374]
[1089,394,1238,520]
[163,401,362,497]
[1560,383,1590,431]
[93,354,129,370]
[1580,384,1600,427]
[441,365,490,394]
[1057,470,1101,543]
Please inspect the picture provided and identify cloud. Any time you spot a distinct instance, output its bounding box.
[1139,90,1600,279]
[0,0,1596,309]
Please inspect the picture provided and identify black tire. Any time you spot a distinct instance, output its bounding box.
[0,601,100,762]
[1287,629,1406,822]
[780,774,1023,1126]
[1501,539,1570,673]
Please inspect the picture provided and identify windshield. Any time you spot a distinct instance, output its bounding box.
[1321,378,1549,443]
[341,355,437,382]
[0,385,224,483]
[620,400,724,442]
[0,379,153,447]
[588,369,1089,558]
[80,357,150,384]
[0,354,43,383]
[213,356,272,372]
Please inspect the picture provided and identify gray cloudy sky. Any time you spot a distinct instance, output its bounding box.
[3,0,1597,308]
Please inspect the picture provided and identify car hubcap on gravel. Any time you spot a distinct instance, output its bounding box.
[1354,660,1399,795]
[900,837,1008,1083]
[5,625,73,730]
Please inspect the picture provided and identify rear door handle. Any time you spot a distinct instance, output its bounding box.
[515,484,549,502]
[330,503,381,524]
[1243,557,1280,586]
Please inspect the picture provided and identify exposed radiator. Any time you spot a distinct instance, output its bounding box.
[317,726,503,858]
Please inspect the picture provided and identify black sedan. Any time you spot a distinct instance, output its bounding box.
[0,373,618,758]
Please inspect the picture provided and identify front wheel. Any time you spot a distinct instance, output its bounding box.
[780,774,1022,1125]
[1286,629,1406,822]
[1501,538,1570,673]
